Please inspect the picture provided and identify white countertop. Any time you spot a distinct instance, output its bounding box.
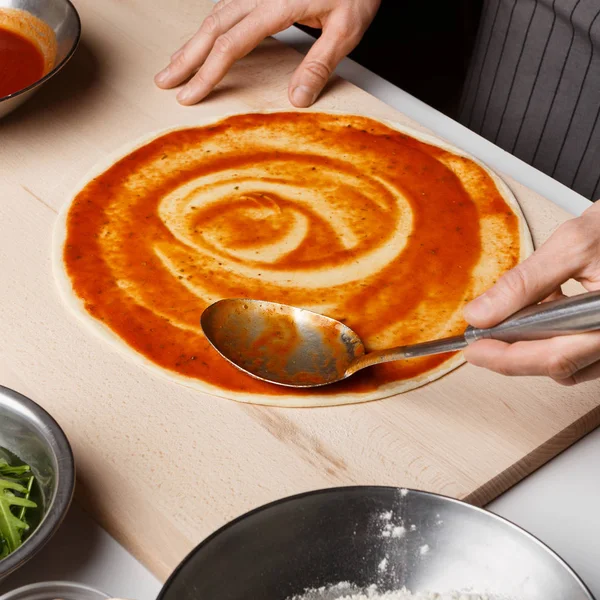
[1,25,598,600]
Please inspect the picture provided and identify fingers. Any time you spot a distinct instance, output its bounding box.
[174,4,293,104]
[561,360,600,386]
[464,330,600,383]
[464,216,599,329]
[288,15,364,107]
[171,0,236,62]
[181,0,237,56]
[463,208,600,386]
[155,0,254,89]
[211,0,236,14]
[156,0,379,106]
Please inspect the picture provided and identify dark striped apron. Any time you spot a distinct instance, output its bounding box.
[459,0,600,200]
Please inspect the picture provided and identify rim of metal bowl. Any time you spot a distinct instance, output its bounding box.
[0,0,82,103]
[0,386,76,578]
[157,485,596,600]
[0,581,109,600]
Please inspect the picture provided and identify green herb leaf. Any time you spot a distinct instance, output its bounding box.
[0,459,32,479]
[0,478,37,554]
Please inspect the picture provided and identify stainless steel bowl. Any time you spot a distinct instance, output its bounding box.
[0,0,81,118]
[0,581,109,600]
[159,486,595,600]
[0,386,75,580]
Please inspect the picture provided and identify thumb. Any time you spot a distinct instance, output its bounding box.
[289,19,360,107]
[464,226,577,328]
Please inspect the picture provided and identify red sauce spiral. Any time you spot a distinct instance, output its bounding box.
[60,112,523,402]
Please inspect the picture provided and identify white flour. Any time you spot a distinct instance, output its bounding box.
[291,493,495,600]
[378,556,389,572]
[291,582,492,600]
[378,509,407,539]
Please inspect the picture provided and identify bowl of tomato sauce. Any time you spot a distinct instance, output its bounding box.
[0,0,80,118]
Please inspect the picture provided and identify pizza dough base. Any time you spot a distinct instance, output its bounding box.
[52,110,534,408]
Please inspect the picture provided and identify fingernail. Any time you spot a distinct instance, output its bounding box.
[291,85,317,107]
[155,67,170,84]
[464,292,493,322]
[177,86,193,103]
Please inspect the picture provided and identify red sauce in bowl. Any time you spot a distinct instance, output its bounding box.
[0,26,45,98]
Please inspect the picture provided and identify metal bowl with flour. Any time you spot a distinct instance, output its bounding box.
[158,486,594,600]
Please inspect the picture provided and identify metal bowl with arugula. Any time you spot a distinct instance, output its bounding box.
[0,386,75,580]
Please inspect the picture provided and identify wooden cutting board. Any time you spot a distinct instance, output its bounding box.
[1,0,599,581]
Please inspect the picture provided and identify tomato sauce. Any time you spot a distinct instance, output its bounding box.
[62,112,521,398]
[0,26,44,98]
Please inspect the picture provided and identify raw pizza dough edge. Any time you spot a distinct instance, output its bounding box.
[52,109,534,408]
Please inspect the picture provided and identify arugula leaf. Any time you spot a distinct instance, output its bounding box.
[0,461,32,478]
[18,476,35,521]
[0,479,37,554]
[0,458,38,558]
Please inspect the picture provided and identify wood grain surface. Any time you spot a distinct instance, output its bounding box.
[1,0,599,581]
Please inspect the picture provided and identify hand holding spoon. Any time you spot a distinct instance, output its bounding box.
[200,291,600,388]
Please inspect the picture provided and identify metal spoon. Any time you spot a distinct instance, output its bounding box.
[200,291,600,388]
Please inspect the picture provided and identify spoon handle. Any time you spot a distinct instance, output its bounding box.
[467,289,600,344]
[346,291,600,375]
[345,335,469,374]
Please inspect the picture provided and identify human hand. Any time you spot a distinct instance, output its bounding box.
[463,201,600,385]
[155,0,380,106]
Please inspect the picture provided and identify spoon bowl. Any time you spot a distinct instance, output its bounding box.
[201,299,365,387]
